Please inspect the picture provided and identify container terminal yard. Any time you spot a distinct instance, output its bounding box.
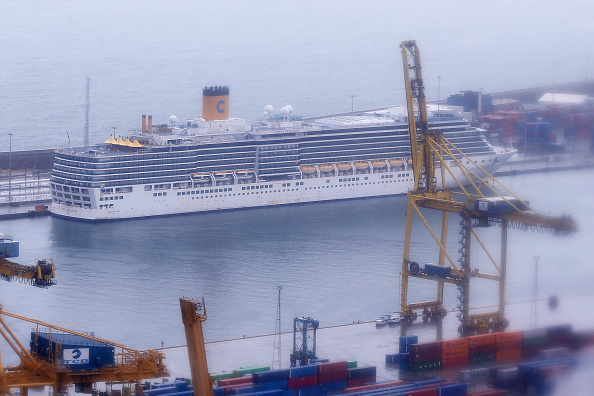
[1,43,594,395]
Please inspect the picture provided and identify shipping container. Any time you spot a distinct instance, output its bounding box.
[321,380,347,393]
[31,332,115,372]
[212,372,239,383]
[288,376,318,389]
[441,356,468,369]
[234,367,271,377]
[458,367,489,382]
[219,377,254,388]
[228,385,266,395]
[289,365,318,379]
[296,385,323,396]
[346,361,357,369]
[342,384,376,394]
[467,334,496,349]
[409,342,441,363]
[347,367,375,380]
[495,349,521,362]
[346,377,375,389]
[470,352,495,365]
[317,361,348,384]
[372,380,405,389]
[253,370,290,384]
[405,389,437,396]
[399,336,419,354]
[409,360,441,372]
[385,354,399,364]
[435,383,467,396]
[423,264,451,278]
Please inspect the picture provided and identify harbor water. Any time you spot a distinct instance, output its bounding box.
[0,169,593,379]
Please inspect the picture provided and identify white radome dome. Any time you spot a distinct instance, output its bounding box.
[280,106,290,116]
[264,105,274,114]
[169,115,178,123]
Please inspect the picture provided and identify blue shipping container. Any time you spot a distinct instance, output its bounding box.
[320,381,346,393]
[264,381,288,391]
[347,367,376,380]
[253,370,290,384]
[436,383,467,396]
[296,385,322,396]
[289,365,318,378]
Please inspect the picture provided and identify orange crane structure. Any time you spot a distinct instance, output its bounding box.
[0,234,55,288]
[0,308,168,395]
[180,297,213,396]
[399,40,576,332]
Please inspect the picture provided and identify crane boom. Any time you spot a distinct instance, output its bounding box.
[180,297,213,396]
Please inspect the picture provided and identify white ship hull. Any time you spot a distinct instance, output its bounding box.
[50,152,511,221]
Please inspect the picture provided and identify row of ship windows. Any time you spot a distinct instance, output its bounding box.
[52,192,91,201]
[51,184,90,194]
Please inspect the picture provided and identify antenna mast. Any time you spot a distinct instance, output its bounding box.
[272,286,283,369]
[84,77,90,147]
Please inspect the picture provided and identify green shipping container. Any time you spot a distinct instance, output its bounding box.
[347,361,358,369]
[210,372,237,382]
[409,360,441,372]
[233,366,271,376]
[470,352,495,365]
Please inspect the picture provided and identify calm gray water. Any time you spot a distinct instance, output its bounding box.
[2,0,593,150]
[1,169,593,367]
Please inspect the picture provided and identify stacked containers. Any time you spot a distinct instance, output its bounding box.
[253,369,290,391]
[346,367,376,388]
[398,336,418,371]
[495,331,522,361]
[521,328,547,359]
[546,324,572,348]
[288,365,318,391]
[408,342,441,372]
[440,338,468,369]
[317,361,348,394]
[467,334,496,365]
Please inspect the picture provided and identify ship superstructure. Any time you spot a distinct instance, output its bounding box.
[50,87,513,221]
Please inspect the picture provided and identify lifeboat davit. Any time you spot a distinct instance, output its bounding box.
[300,166,316,174]
[235,169,254,179]
[337,163,352,170]
[214,171,233,180]
[319,164,334,172]
[372,160,387,168]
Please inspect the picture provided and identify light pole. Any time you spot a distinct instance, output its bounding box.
[8,133,13,203]
[437,76,441,111]
[552,62,557,103]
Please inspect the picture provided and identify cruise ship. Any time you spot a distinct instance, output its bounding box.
[50,86,513,221]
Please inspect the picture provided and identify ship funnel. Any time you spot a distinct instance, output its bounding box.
[202,85,230,121]
[142,115,147,133]
[148,115,153,134]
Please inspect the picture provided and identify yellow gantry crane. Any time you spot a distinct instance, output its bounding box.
[0,234,55,288]
[180,297,213,396]
[0,308,168,395]
[399,40,576,332]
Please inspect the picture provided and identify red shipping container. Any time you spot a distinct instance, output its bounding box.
[468,389,507,395]
[346,376,375,388]
[495,331,522,343]
[495,349,521,361]
[374,381,404,390]
[442,347,468,359]
[288,375,318,389]
[218,377,253,387]
[317,361,348,383]
[441,338,468,350]
[496,339,521,352]
[537,364,570,379]
[410,342,441,363]
[468,334,496,347]
[405,389,437,396]
[343,385,376,394]
[441,355,468,368]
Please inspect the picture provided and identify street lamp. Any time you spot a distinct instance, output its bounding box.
[437,76,441,111]
[8,133,13,203]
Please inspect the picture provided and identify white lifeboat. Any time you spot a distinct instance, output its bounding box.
[318,164,334,172]
[372,160,387,168]
[354,161,369,169]
[389,159,404,167]
[336,163,352,171]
